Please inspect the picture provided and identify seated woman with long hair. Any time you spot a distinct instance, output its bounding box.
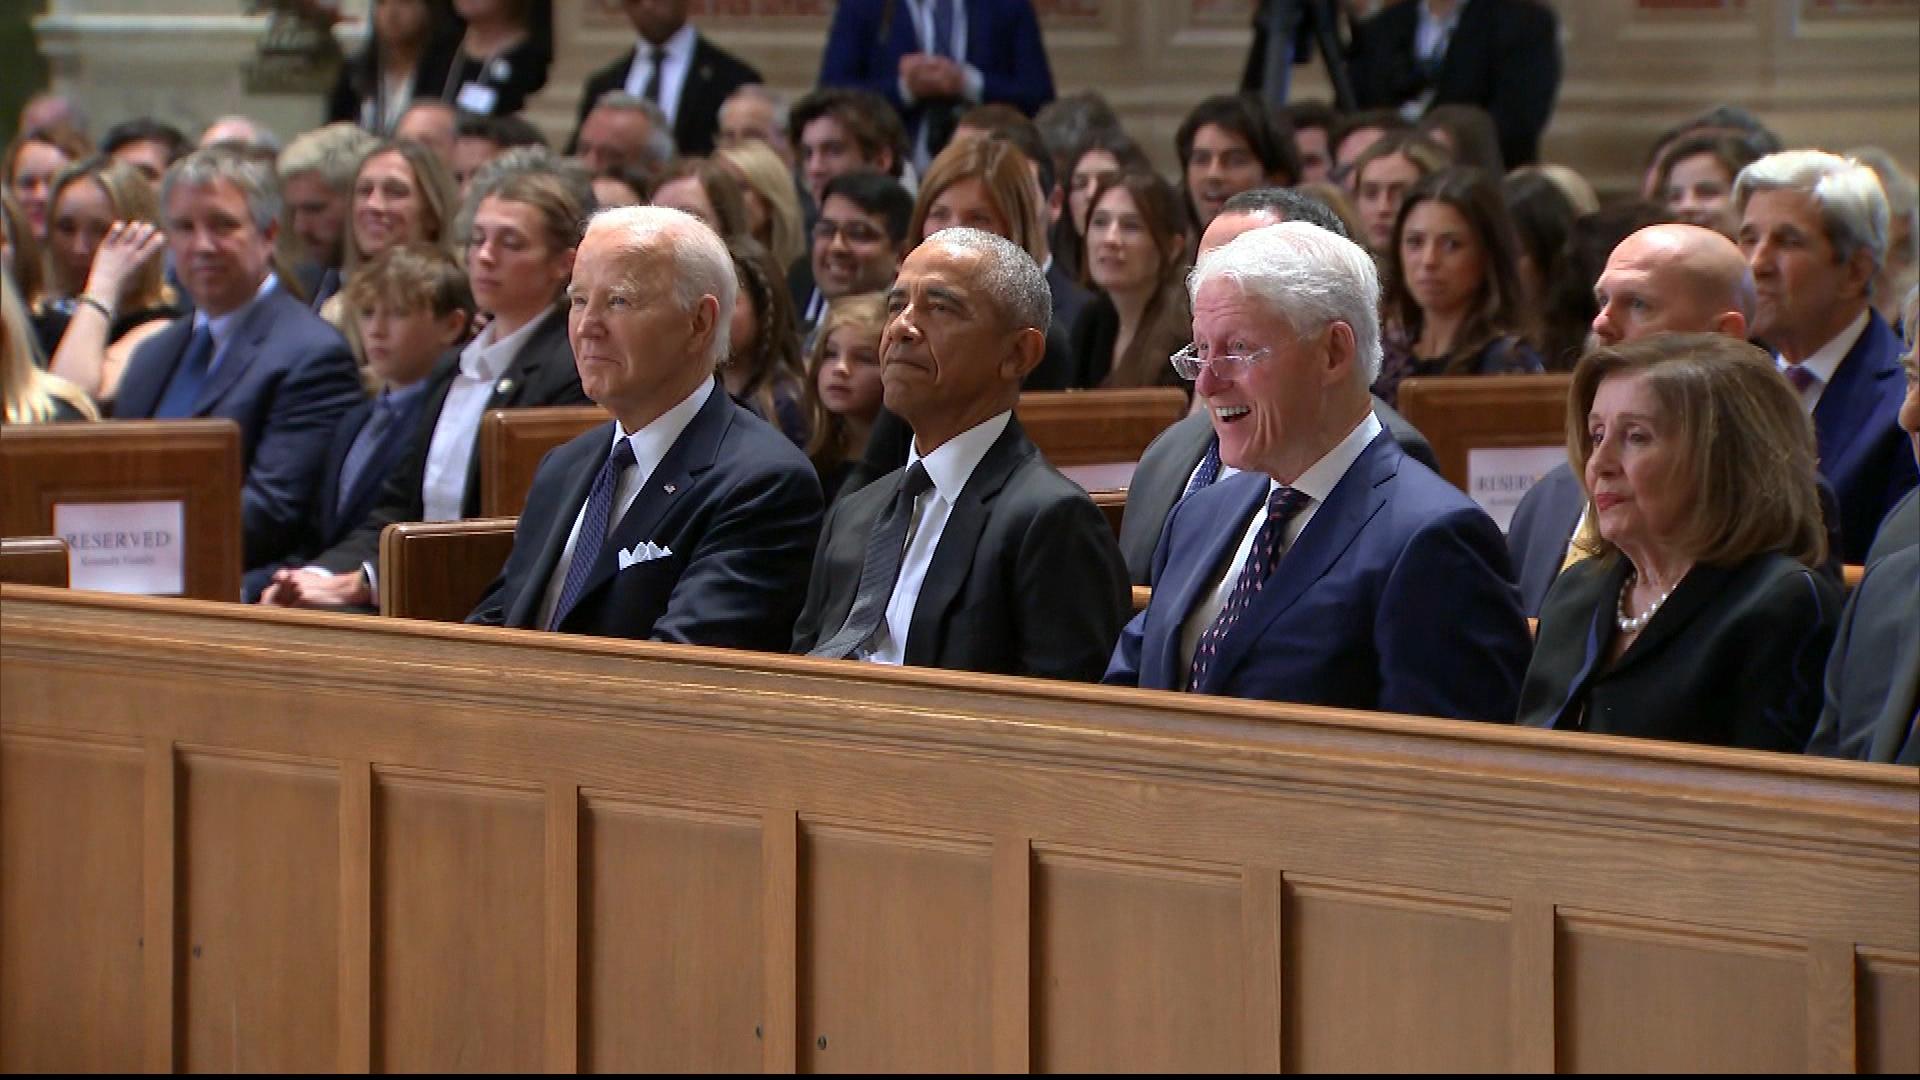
[1053,130,1151,285]
[1070,168,1191,391]
[652,157,753,243]
[43,159,181,405]
[717,141,807,271]
[1372,167,1545,407]
[322,139,461,352]
[1517,334,1839,752]
[3,269,97,424]
[802,292,886,502]
[725,237,810,447]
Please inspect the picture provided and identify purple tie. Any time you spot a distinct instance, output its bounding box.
[1783,364,1817,394]
[1187,485,1312,695]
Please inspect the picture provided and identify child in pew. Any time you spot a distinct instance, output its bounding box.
[801,291,886,503]
[246,246,473,602]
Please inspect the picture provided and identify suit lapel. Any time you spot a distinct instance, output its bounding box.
[901,419,1032,666]
[1151,472,1267,688]
[1809,310,1893,473]
[1604,561,1736,679]
[505,424,613,627]
[117,316,193,417]
[193,291,280,415]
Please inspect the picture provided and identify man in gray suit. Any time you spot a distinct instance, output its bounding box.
[1118,187,1435,583]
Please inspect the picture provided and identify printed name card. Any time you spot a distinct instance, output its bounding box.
[1468,446,1568,533]
[51,500,186,595]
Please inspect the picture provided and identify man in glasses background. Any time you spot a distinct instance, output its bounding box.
[789,170,913,347]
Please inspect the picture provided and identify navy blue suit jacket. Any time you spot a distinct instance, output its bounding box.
[1105,431,1531,722]
[468,382,824,650]
[1810,310,1918,563]
[818,0,1055,126]
[115,287,363,570]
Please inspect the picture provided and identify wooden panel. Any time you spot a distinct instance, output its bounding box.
[1283,878,1512,1072]
[1859,949,1920,1073]
[579,796,764,1073]
[1031,847,1245,1072]
[0,536,69,587]
[480,406,609,518]
[1091,490,1126,541]
[1016,388,1187,467]
[177,749,340,1071]
[799,820,993,1072]
[0,733,145,1073]
[1557,910,1808,1072]
[1395,375,1573,494]
[377,517,518,623]
[0,419,243,601]
[373,770,546,1072]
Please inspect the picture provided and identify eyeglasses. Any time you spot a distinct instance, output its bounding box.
[812,218,886,246]
[1169,343,1272,381]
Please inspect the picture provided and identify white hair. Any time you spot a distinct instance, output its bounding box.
[1190,220,1383,385]
[922,227,1052,336]
[1733,150,1890,271]
[584,205,737,368]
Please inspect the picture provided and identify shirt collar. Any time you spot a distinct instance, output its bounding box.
[192,272,278,351]
[379,377,434,411]
[459,309,549,381]
[1272,410,1384,505]
[907,410,1012,504]
[611,376,715,478]
[1781,307,1870,388]
[642,23,697,64]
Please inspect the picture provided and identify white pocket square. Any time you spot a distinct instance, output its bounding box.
[617,541,673,569]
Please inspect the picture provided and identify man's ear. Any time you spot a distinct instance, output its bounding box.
[1322,320,1357,386]
[1001,326,1047,382]
[1711,309,1748,340]
[690,294,720,357]
[437,307,472,348]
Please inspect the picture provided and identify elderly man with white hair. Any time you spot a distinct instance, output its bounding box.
[468,205,823,646]
[1105,222,1531,720]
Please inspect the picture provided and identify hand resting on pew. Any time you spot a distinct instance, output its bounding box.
[260,565,372,609]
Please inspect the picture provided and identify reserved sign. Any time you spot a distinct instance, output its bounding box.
[52,500,186,595]
[1468,446,1568,533]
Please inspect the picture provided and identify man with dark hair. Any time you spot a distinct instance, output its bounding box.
[1175,94,1300,229]
[1279,100,1339,184]
[453,111,548,193]
[567,0,762,158]
[1329,107,1411,188]
[101,118,191,185]
[789,170,913,337]
[788,87,909,207]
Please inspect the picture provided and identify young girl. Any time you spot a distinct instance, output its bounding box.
[803,292,886,502]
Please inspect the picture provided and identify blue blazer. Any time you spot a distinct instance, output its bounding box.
[468,382,824,651]
[116,287,363,570]
[818,0,1055,126]
[1105,431,1532,722]
[1812,310,1919,563]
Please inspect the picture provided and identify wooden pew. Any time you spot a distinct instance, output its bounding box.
[0,537,69,587]
[3,586,1913,1074]
[0,419,243,601]
[479,405,610,517]
[1015,387,1187,467]
[377,518,518,621]
[1090,489,1126,540]
[1396,374,1573,529]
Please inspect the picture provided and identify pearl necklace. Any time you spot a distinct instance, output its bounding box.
[1615,570,1677,634]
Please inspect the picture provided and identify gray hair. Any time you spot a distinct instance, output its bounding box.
[922,226,1051,337]
[277,122,378,193]
[1190,220,1383,385]
[160,145,282,233]
[1733,150,1890,271]
[584,205,737,368]
[723,84,791,137]
[202,114,282,154]
[589,92,677,170]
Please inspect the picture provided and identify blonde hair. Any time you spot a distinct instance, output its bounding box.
[803,291,887,475]
[909,134,1046,262]
[46,158,170,308]
[1567,333,1826,570]
[717,140,806,269]
[4,269,98,423]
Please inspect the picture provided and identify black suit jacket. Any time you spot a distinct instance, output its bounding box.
[568,33,763,157]
[1116,403,1438,585]
[1806,544,1920,764]
[312,309,589,574]
[1517,554,1842,752]
[470,383,822,647]
[116,287,363,570]
[792,418,1130,681]
[1348,0,1561,167]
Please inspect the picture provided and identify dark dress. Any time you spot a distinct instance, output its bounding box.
[1370,328,1545,408]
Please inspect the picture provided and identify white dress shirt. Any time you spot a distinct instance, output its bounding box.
[1776,307,1868,414]
[863,410,1011,666]
[421,313,547,522]
[534,378,715,630]
[1178,412,1384,684]
[622,23,698,126]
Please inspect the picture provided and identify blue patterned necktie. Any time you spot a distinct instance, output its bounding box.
[809,462,935,660]
[153,321,215,419]
[1187,485,1312,695]
[1181,438,1223,502]
[547,438,637,631]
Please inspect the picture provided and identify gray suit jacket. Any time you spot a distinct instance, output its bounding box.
[1506,462,1585,618]
[1118,398,1437,585]
[1806,544,1920,764]
[1867,486,1919,566]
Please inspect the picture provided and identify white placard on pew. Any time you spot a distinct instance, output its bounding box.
[1468,446,1568,533]
[51,499,186,595]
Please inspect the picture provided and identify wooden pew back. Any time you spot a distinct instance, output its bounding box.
[3,587,1912,1074]
[1016,387,1186,467]
[1396,374,1572,527]
[377,518,519,621]
[479,405,610,517]
[0,419,243,600]
[0,537,69,587]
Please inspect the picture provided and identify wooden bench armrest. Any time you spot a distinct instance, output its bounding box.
[378,517,519,623]
[0,536,70,587]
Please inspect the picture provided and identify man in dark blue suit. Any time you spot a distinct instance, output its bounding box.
[818,0,1054,169]
[115,146,363,572]
[1105,221,1530,721]
[1735,150,1919,564]
[468,206,823,648]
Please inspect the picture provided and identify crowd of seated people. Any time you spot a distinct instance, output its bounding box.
[1,0,1916,768]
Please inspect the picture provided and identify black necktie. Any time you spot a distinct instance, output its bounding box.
[1187,485,1312,694]
[153,322,215,419]
[642,45,667,104]
[547,438,637,631]
[809,463,935,659]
